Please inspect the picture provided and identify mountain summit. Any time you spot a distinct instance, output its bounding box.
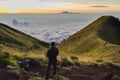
[59,16,120,60]
[97,16,120,44]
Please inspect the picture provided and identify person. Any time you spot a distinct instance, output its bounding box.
[45,42,59,80]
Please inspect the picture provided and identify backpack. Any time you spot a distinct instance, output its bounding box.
[46,47,58,58]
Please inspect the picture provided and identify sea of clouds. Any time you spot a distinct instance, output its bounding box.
[16,22,86,43]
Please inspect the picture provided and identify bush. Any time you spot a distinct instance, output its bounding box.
[70,56,78,61]
[73,61,80,66]
[0,51,19,68]
[87,61,99,66]
[104,62,120,69]
[60,56,73,67]
[96,59,104,63]
[70,56,80,66]
[2,52,10,58]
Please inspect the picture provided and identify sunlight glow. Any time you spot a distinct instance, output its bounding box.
[9,9,18,13]
[0,8,9,13]
[0,1,120,13]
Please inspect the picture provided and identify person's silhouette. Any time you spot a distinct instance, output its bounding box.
[45,42,59,80]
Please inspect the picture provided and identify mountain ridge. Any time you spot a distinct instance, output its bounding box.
[58,16,120,62]
[0,23,49,53]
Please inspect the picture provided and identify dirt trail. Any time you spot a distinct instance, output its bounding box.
[0,64,120,80]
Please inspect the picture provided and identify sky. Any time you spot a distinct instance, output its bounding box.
[0,0,120,13]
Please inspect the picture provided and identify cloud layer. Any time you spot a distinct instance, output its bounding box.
[90,6,109,8]
[0,0,120,13]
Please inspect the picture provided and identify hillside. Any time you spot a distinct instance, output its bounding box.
[0,23,48,53]
[59,16,120,62]
[0,16,120,80]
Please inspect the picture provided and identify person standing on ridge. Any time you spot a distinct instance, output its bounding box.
[45,42,59,80]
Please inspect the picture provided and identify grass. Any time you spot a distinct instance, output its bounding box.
[57,55,120,69]
[58,16,120,63]
[0,15,120,69]
[1,47,120,70]
[60,56,73,67]
[0,50,19,68]
[0,23,49,69]
[0,48,46,68]
[0,23,48,53]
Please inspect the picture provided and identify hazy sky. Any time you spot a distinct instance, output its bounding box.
[0,0,120,13]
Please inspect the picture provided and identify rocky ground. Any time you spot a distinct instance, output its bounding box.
[0,63,120,80]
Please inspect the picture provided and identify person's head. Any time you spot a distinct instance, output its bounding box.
[51,42,56,47]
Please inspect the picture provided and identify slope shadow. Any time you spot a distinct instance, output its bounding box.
[98,17,120,45]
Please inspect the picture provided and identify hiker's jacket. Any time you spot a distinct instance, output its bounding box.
[47,46,59,61]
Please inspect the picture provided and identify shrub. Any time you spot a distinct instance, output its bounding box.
[2,52,10,58]
[104,62,120,69]
[70,56,78,61]
[73,61,80,66]
[87,61,99,66]
[70,56,81,66]
[60,56,73,67]
[96,59,104,63]
[0,51,19,68]
[57,60,62,66]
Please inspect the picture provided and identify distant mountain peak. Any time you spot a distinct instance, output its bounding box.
[61,11,79,14]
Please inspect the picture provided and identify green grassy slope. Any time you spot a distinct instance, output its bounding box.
[0,23,48,53]
[59,16,120,62]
